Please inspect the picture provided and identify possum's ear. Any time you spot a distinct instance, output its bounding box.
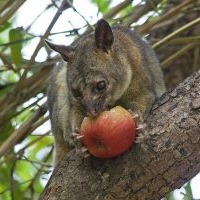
[45,40,75,62]
[95,19,114,52]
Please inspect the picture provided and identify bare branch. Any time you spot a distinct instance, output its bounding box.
[0,0,27,26]
[136,0,196,34]
[123,0,161,27]
[0,60,55,126]
[40,70,200,200]
[0,103,47,158]
[20,0,72,80]
[104,0,133,20]
[153,17,200,49]
[161,41,200,68]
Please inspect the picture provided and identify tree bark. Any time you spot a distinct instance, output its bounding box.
[39,70,200,200]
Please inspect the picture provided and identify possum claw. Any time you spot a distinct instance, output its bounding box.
[136,124,146,130]
[71,128,83,141]
[72,133,84,140]
[128,109,139,119]
[76,147,90,158]
[81,146,88,153]
[135,135,145,143]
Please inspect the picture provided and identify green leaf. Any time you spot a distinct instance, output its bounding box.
[15,160,35,190]
[0,163,10,187]
[0,189,11,200]
[0,115,14,145]
[26,135,53,161]
[0,22,12,33]
[183,182,193,200]
[165,191,174,200]
[9,28,23,68]
[14,108,33,127]
[33,177,44,194]
[0,162,13,200]
[91,0,111,15]
[119,4,133,18]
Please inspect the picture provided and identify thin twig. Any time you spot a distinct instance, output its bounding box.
[136,0,195,34]
[20,0,71,82]
[0,104,47,158]
[0,94,45,128]
[152,17,200,49]
[161,41,200,69]
[167,36,200,45]
[123,0,161,27]
[66,0,94,30]
[0,61,53,125]
[0,0,27,26]
[104,0,133,20]
[193,46,200,71]
[0,132,51,166]
[0,0,13,14]
[0,179,33,195]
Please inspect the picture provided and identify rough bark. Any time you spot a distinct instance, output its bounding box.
[39,70,200,200]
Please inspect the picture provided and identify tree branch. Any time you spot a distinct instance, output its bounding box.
[0,0,27,26]
[0,60,55,126]
[123,0,161,27]
[152,17,200,49]
[39,70,200,200]
[135,0,196,34]
[0,103,47,158]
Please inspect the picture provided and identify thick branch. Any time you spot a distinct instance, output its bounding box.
[40,70,200,200]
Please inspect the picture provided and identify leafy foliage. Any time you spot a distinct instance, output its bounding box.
[0,0,199,199]
[91,0,111,14]
[9,28,23,68]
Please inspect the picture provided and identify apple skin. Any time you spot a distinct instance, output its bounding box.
[80,106,136,158]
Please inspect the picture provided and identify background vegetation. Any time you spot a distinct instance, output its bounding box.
[0,0,199,199]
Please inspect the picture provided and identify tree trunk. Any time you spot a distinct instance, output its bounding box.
[39,70,200,200]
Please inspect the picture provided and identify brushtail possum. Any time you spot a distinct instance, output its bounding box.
[46,19,166,164]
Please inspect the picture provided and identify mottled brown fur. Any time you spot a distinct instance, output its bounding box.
[46,20,166,164]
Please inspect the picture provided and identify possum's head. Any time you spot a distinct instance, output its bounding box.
[45,20,127,117]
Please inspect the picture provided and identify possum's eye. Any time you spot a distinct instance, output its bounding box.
[96,80,106,92]
[72,89,82,99]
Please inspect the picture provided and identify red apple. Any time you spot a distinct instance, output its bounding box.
[81,106,136,158]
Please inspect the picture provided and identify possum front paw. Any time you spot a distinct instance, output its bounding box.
[127,109,148,143]
[71,128,90,158]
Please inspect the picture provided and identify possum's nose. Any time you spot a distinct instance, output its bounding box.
[86,110,97,117]
[82,96,104,117]
[84,102,100,117]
